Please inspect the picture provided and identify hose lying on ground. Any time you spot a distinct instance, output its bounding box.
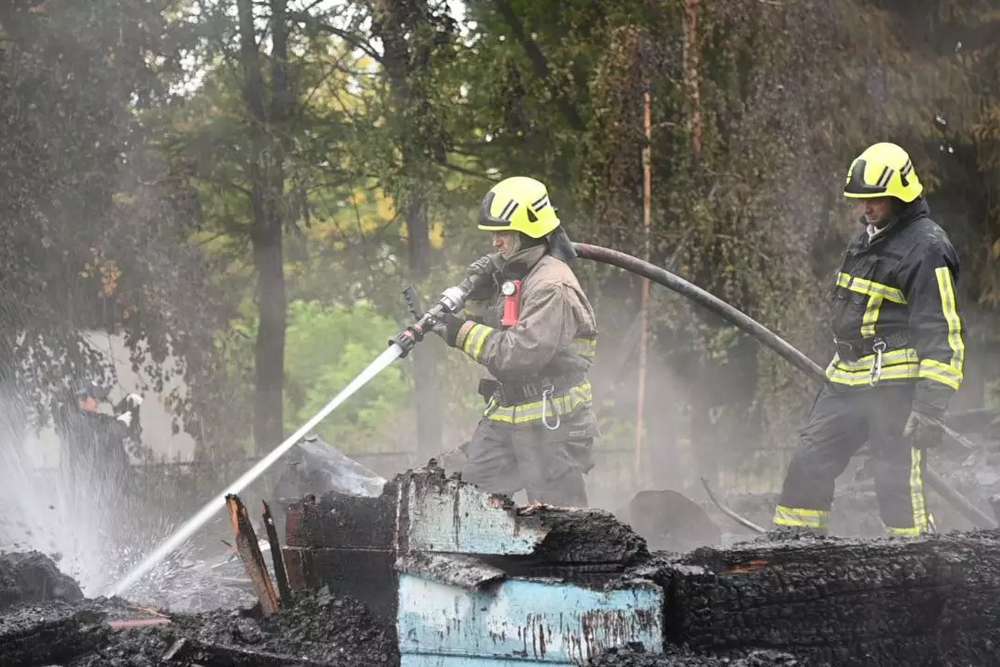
[574,242,996,530]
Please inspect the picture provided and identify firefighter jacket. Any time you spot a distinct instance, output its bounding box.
[57,407,133,478]
[456,244,598,426]
[826,197,965,415]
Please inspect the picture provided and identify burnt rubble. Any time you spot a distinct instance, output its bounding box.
[0,588,397,666]
[0,550,396,666]
[637,531,1000,665]
[588,644,798,666]
[5,466,1000,666]
[0,550,84,609]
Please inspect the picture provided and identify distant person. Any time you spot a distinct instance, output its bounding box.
[57,382,143,498]
[773,143,965,536]
[432,177,598,506]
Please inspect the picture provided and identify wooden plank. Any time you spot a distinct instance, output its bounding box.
[397,574,663,664]
[262,500,293,608]
[225,493,280,616]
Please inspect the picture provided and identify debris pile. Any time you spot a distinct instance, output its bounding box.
[588,644,798,666]
[0,550,83,608]
[284,464,660,663]
[6,466,1000,666]
[0,551,396,666]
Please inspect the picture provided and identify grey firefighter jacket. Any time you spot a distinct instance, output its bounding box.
[457,244,599,426]
[826,197,965,415]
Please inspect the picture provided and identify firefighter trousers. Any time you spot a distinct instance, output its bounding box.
[461,410,595,507]
[775,382,932,536]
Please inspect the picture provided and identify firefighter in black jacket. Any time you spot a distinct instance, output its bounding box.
[58,382,143,499]
[773,143,965,536]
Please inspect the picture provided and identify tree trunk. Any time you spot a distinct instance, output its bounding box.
[238,0,289,455]
[372,0,442,457]
[683,0,703,160]
[405,192,443,456]
[635,87,653,483]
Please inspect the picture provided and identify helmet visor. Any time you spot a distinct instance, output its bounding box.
[478,191,516,230]
[844,158,892,198]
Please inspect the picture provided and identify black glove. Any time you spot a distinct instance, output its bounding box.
[465,254,501,301]
[466,254,500,278]
[430,312,465,347]
[903,409,944,449]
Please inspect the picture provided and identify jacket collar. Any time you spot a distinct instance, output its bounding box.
[501,244,547,280]
[852,197,930,251]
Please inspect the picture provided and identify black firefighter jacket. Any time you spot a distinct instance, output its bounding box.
[826,197,965,417]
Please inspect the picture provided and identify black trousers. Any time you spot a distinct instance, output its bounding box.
[775,382,931,535]
[461,411,594,507]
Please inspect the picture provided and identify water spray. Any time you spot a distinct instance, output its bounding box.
[109,261,495,596]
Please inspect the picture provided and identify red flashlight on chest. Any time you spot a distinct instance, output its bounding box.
[501,280,522,328]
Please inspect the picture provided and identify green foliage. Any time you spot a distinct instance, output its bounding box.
[283,300,409,453]
[217,299,411,455]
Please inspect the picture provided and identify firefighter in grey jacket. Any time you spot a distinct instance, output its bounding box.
[774,143,965,536]
[434,177,598,506]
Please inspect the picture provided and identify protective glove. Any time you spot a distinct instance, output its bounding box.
[466,254,501,278]
[429,312,465,347]
[903,409,944,449]
[116,411,134,427]
[465,254,501,301]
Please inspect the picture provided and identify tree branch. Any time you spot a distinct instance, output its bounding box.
[288,10,383,64]
[492,0,585,131]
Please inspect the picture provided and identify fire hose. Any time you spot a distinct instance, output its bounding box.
[572,242,996,530]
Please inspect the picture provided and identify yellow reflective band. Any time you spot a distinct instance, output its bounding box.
[861,295,884,338]
[930,266,965,390]
[909,447,929,534]
[485,382,592,424]
[825,348,920,386]
[462,323,494,362]
[827,363,920,386]
[918,359,962,391]
[836,272,907,304]
[571,337,597,359]
[773,505,830,529]
[882,448,931,537]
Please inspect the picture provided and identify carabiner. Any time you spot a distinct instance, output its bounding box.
[541,385,561,431]
[869,339,887,387]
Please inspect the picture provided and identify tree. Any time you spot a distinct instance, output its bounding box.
[0,1,218,434]
[235,0,292,455]
[368,0,456,455]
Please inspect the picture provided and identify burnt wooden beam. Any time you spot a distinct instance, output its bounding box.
[262,500,293,608]
[226,494,280,616]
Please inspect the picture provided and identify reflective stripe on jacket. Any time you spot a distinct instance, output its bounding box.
[826,197,965,412]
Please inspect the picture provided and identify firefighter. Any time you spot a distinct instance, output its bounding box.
[58,382,143,498]
[432,176,599,506]
[773,143,965,536]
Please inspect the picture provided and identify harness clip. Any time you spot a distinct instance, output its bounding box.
[541,385,560,431]
[869,338,887,387]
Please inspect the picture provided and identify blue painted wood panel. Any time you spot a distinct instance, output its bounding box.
[398,575,664,665]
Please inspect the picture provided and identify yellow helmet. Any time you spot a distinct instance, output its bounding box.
[478,176,560,238]
[843,142,923,203]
